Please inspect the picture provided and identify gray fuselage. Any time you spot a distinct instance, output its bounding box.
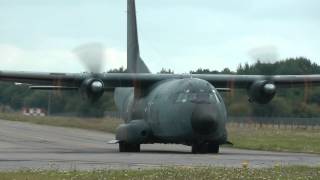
[115,78,228,145]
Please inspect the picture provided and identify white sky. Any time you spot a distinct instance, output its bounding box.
[0,0,319,73]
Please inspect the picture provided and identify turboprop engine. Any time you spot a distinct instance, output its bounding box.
[248,80,276,104]
[80,78,105,102]
[74,43,107,102]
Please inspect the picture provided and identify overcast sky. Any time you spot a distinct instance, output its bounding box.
[0,0,319,73]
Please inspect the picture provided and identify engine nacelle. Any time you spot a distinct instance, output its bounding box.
[116,120,151,144]
[80,78,105,102]
[248,80,276,104]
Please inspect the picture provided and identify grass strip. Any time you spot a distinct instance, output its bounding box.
[0,113,122,134]
[0,166,319,180]
[227,125,320,154]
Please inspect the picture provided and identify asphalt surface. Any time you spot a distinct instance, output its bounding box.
[0,119,319,171]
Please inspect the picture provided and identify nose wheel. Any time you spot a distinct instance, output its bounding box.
[192,143,219,154]
[119,142,141,152]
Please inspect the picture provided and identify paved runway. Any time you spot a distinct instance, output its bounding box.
[0,119,319,171]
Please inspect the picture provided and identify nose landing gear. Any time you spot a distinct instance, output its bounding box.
[192,142,219,154]
[119,142,141,152]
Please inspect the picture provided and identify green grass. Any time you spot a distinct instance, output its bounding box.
[0,113,122,134]
[227,124,320,153]
[0,166,319,180]
[1,113,320,154]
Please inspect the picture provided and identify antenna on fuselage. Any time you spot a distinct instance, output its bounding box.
[127,0,150,73]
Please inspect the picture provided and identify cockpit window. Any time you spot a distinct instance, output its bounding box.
[176,93,188,103]
[175,90,220,104]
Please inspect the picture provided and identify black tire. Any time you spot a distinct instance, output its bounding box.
[208,143,219,154]
[192,143,208,154]
[119,142,140,152]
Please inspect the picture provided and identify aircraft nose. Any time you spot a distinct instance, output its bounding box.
[191,104,218,135]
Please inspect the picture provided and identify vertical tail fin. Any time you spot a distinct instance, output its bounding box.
[127,0,150,73]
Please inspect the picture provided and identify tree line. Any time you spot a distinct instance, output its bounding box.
[1,57,320,118]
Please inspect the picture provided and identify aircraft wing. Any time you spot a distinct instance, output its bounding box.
[0,71,84,87]
[101,73,320,89]
[191,74,320,88]
[1,71,320,89]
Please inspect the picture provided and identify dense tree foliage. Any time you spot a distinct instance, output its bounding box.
[0,57,320,117]
[159,68,174,74]
[189,57,320,117]
[0,83,116,117]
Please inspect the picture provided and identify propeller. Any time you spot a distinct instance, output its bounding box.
[74,43,106,74]
[248,45,279,64]
[73,43,107,102]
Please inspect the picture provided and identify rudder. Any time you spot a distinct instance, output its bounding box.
[127,0,150,73]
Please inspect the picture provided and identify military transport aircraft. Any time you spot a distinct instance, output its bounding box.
[0,0,320,154]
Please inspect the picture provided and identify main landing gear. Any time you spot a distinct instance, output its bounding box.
[118,142,219,154]
[119,142,141,152]
[192,142,219,154]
